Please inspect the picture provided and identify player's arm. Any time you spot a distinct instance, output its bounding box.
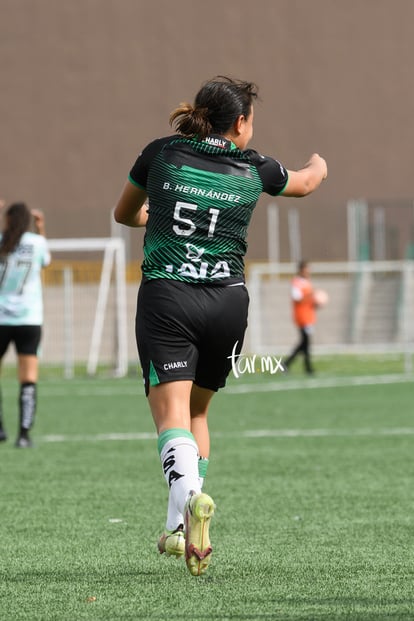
[291,285,303,301]
[114,181,148,227]
[30,210,51,266]
[281,153,328,197]
[31,209,46,236]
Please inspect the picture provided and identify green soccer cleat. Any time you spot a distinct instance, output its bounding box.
[157,524,185,558]
[184,492,215,576]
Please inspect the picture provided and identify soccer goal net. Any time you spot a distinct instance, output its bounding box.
[39,237,128,378]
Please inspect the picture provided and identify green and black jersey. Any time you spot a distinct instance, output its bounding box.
[129,135,288,285]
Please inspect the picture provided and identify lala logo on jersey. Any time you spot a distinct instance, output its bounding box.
[165,243,230,279]
[185,243,205,262]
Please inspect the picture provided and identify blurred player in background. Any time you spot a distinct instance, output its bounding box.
[0,202,51,448]
[114,76,327,576]
[284,260,327,375]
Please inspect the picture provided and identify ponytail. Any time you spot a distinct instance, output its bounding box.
[169,102,212,139]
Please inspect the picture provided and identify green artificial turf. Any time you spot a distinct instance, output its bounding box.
[0,369,413,620]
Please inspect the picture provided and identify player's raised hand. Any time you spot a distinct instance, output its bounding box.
[31,209,46,235]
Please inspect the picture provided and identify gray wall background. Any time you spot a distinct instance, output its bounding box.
[1,0,413,262]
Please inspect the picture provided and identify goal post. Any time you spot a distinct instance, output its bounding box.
[43,237,128,378]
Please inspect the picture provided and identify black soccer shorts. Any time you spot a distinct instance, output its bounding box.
[135,279,249,395]
[0,325,42,357]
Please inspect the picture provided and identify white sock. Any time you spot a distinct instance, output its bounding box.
[158,429,201,531]
[165,494,184,532]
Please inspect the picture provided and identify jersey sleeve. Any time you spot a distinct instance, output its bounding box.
[128,136,176,189]
[247,150,289,196]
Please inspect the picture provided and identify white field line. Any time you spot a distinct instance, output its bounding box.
[19,373,414,399]
[38,427,414,444]
[17,374,414,444]
[225,374,414,394]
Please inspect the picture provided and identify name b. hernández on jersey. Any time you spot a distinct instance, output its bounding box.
[128,135,288,285]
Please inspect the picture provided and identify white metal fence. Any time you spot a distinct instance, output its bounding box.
[4,255,413,377]
[246,261,414,372]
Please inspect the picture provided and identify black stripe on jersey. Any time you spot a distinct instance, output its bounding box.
[162,142,254,179]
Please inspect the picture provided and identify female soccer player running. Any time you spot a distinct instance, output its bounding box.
[114,76,327,576]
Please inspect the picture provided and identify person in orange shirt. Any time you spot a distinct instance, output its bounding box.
[284,260,317,375]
